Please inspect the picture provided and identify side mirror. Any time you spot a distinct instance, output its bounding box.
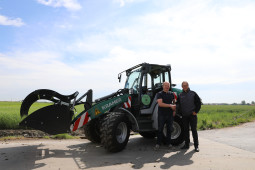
[118,73,122,82]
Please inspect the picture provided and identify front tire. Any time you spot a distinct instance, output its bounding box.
[100,112,130,152]
[84,118,101,143]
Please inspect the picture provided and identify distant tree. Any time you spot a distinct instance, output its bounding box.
[252,101,255,105]
[241,100,246,105]
[232,103,237,105]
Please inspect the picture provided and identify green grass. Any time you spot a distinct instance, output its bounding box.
[0,134,79,140]
[0,136,27,141]
[51,133,80,139]
[198,105,255,130]
[0,101,84,129]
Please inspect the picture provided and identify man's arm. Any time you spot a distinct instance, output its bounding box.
[157,99,176,110]
[157,99,171,107]
[194,92,201,114]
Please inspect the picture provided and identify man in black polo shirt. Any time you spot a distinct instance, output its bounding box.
[155,82,176,150]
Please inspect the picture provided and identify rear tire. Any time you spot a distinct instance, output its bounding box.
[163,116,184,145]
[100,112,130,152]
[84,119,101,143]
[139,131,156,139]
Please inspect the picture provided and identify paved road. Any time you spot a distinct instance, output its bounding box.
[0,121,255,170]
[199,121,255,153]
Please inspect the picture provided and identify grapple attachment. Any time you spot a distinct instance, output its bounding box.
[20,105,73,135]
[19,89,79,135]
[20,89,78,117]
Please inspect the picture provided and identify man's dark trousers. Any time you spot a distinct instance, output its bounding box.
[157,113,173,145]
[182,115,199,147]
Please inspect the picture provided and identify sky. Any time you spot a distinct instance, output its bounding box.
[0,0,255,103]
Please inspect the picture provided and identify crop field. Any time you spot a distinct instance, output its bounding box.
[198,105,255,129]
[0,102,84,129]
[0,102,255,130]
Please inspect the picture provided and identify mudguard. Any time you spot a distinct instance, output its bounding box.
[70,94,131,132]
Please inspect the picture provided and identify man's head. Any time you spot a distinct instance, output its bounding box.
[162,82,170,92]
[182,81,189,92]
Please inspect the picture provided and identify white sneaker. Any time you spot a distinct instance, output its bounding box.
[154,144,160,150]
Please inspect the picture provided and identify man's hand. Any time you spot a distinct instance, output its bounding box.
[170,104,176,111]
[192,111,197,115]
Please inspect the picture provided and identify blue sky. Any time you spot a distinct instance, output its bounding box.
[0,0,255,103]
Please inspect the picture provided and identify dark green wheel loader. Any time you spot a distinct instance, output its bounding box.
[20,63,184,152]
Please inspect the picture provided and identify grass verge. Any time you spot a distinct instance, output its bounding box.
[0,134,80,140]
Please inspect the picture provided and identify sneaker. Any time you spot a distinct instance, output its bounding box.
[181,145,189,149]
[195,147,199,152]
[154,144,160,151]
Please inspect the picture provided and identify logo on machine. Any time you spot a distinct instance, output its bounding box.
[101,98,122,110]
[95,108,101,115]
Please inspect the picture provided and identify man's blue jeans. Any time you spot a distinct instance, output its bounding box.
[157,113,173,145]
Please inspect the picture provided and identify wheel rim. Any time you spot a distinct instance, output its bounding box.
[116,122,128,143]
[163,121,181,139]
[171,121,181,139]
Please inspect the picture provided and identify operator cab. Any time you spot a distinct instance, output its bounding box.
[119,63,173,112]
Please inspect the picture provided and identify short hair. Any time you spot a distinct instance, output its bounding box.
[182,81,189,86]
[163,82,170,86]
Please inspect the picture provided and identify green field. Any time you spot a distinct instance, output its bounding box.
[0,102,255,130]
[0,102,84,129]
[198,105,255,129]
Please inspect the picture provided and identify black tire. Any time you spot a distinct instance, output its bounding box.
[84,118,101,143]
[163,116,184,145]
[100,112,130,152]
[139,131,156,139]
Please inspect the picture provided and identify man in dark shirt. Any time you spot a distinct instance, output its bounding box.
[178,81,201,152]
[155,82,176,150]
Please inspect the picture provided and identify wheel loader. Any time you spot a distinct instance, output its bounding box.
[20,63,184,152]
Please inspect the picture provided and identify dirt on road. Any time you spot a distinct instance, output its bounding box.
[1,122,255,170]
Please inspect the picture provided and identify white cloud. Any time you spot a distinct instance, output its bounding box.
[113,0,144,7]
[104,1,255,85]
[64,0,255,88]
[66,34,112,54]
[0,15,24,27]
[0,51,82,93]
[37,0,82,11]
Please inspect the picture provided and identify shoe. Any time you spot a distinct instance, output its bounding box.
[195,147,199,152]
[154,144,160,151]
[181,145,189,149]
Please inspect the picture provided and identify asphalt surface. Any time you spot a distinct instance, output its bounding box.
[0,121,255,170]
[199,121,255,153]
